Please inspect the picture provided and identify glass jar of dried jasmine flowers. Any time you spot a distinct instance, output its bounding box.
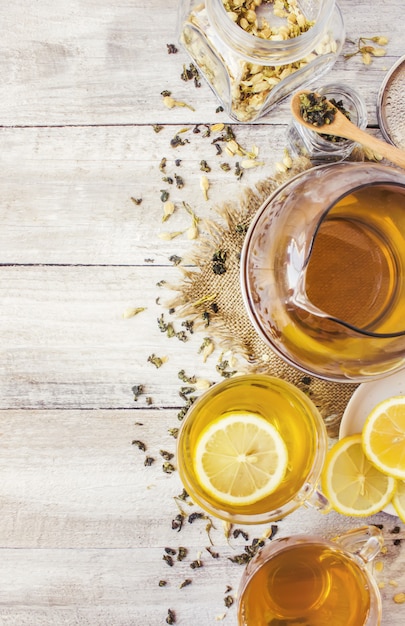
[177,0,345,122]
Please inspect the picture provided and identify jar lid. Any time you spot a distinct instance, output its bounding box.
[377,55,405,150]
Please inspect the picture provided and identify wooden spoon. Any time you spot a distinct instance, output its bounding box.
[291,91,405,170]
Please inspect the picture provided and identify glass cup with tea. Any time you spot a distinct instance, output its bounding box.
[176,374,329,525]
[237,525,383,626]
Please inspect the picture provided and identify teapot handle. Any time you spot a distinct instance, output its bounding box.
[333,525,384,564]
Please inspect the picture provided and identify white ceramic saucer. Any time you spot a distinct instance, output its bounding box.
[339,369,405,517]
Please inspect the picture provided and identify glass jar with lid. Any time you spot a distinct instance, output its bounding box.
[177,0,345,122]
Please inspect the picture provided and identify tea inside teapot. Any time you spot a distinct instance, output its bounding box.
[241,162,405,382]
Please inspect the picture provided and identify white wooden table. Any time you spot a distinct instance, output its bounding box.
[1,1,405,624]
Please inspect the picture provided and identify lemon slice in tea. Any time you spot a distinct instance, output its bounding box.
[321,434,396,517]
[362,396,405,479]
[194,412,288,507]
[393,480,405,523]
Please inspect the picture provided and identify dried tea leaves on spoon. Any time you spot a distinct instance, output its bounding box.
[299,92,337,127]
[299,92,351,142]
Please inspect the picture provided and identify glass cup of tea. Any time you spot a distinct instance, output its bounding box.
[237,525,383,626]
[176,374,329,525]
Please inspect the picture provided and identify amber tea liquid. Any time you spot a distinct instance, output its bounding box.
[238,542,371,626]
[305,184,405,334]
[177,375,325,523]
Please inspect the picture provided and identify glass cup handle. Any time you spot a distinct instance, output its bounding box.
[333,525,384,564]
[300,483,331,513]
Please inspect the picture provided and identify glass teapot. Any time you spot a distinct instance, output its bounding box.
[240,161,405,382]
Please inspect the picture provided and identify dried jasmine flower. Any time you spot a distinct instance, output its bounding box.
[130,197,142,205]
[200,175,210,200]
[131,385,144,401]
[159,157,167,172]
[216,105,224,113]
[160,190,170,203]
[158,230,185,241]
[162,93,195,111]
[175,159,182,166]
[390,526,401,534]
[132,439,146,451]
[179,578,192,589]
[166,608,176,624]
[393,539,401,546]
[144,456,155,466]
[153,124,164,133]
[160,450,175,461]
[198,337,215,362]
[224,596,234,608]
[159,580,167,587]
[220,162,231,171]
[162,176,174,185]
[165,547,177,555]
[147,354,167,368]
[162,462,176,474]
[166,43,178,54]
[162,201,175,222]
[344,35,388,64]
[190,559,203,569]
[156,280,166,287]
[241,159,264,169]
[200,160,211,172]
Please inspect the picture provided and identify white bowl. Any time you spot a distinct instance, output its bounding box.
[339,369,405,516]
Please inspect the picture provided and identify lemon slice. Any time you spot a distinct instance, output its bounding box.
[393,480,405,523]
[194,412,288,506]
[362,396,405,479]
[321,434,396,517]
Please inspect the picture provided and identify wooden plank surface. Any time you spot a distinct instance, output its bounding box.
[2,0,405,623]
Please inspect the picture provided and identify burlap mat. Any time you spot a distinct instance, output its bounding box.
[169,155,363,438]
